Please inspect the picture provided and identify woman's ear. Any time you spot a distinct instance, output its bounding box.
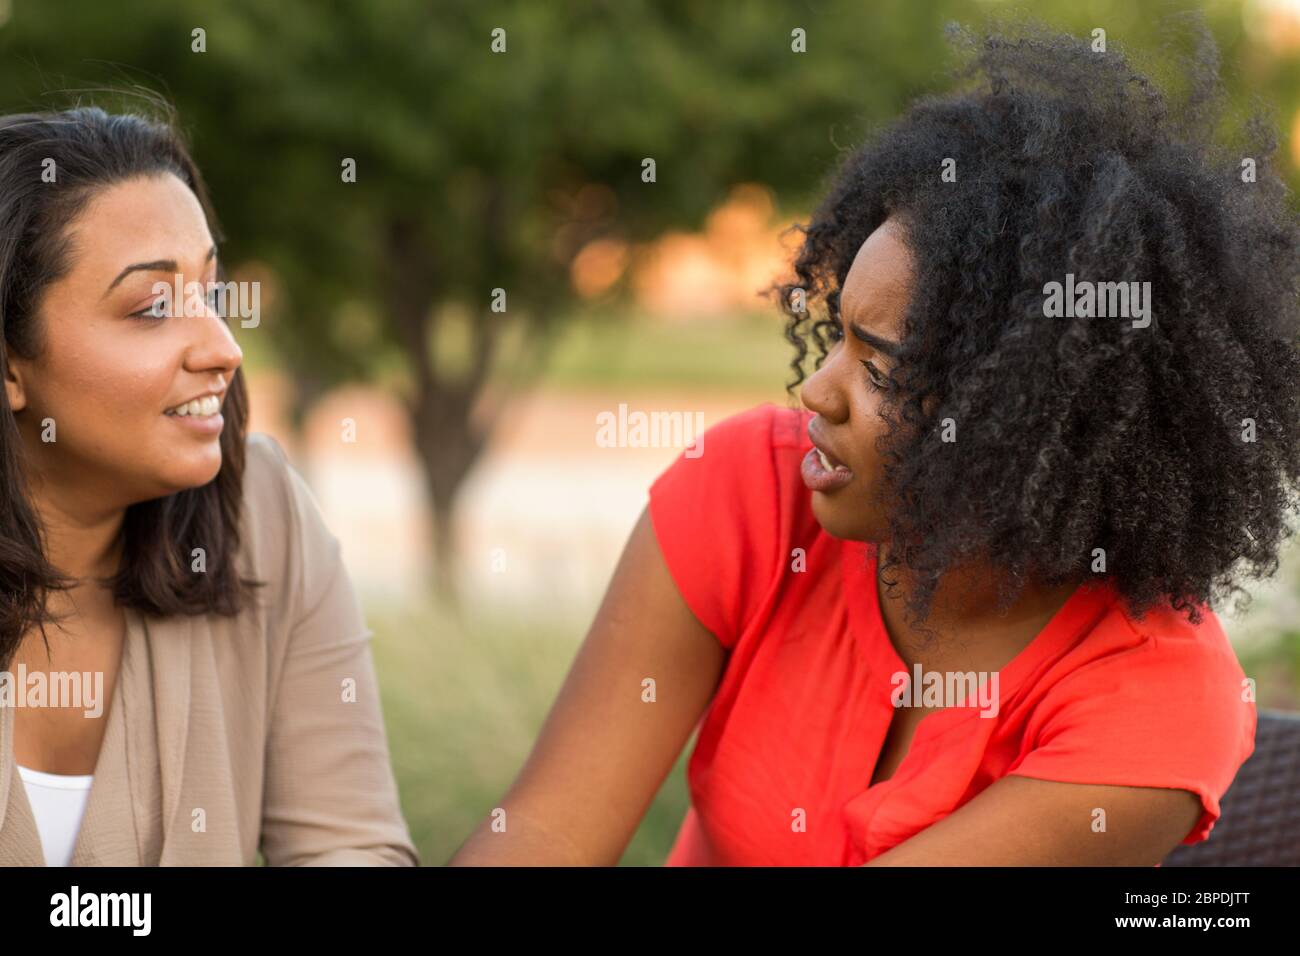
[4,353,28,412]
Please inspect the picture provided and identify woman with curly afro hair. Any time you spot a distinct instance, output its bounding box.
[451,19,1299,867]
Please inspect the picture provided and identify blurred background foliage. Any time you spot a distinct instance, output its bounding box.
[2,0,1298,864]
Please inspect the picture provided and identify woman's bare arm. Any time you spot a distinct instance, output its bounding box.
[864,776,1203,866]
[448,506,726,865]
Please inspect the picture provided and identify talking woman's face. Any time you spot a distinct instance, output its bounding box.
[799,216,914,542]
[4,173,243,511]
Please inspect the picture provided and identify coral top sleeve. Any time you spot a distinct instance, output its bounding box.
[1008,632,1256,843]
[647,404,788,649]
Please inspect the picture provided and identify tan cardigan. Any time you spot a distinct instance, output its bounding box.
[0,434,418,866]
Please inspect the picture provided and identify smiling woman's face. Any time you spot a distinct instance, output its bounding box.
[4,173,243,509]
[800,215,914,542]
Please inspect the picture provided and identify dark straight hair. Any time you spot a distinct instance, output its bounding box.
[0,105,259,669]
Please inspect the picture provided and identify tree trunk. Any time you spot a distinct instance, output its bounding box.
[383,199,556,611]
[429,500,459,613]
[410,387,483,612]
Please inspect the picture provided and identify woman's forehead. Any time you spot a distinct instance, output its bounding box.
[66,174,213,284]
[842,219,913,335]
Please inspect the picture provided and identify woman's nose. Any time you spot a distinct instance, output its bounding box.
[189,307,243,375]
[800,350,849,425]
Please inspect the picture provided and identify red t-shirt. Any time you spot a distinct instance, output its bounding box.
[647,403,1257,866]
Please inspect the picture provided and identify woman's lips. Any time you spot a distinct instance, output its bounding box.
[163,409,224,437]
[801,445,854,492]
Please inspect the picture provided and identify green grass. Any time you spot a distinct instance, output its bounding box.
[1236,630,1300,713]
[368,597,692,866]
[368,592,1300,869]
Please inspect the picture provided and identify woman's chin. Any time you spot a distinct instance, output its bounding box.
[153,455,223,496]
[810,493,873,542]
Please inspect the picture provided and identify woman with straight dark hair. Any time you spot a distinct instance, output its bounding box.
[0,105,416,865]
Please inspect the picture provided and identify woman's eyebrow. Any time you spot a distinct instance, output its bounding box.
[850,322,902,358]
[102,244,217,298]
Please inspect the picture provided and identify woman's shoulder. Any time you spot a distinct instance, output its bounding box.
[648,401,811,505]
[692,401,810,459]
[1072,595,1251,689]
[1022,593,1255,764]
[1029,592,1253,722]
[647,402,821,647]
[238,432,343,618]
[243,430,294,494]
[240,431,304,554]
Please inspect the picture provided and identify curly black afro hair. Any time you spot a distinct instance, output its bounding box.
[773,17,1300,626]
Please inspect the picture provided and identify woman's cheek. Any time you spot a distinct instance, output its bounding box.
[101,340,176,411]
[56,351,173,453]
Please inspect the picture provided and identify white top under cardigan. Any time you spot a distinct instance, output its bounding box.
[16,765,93,866]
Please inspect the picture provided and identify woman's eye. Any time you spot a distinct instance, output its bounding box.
[862,359,888,390]
[131,300,168,320]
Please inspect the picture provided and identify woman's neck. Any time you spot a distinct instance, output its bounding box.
[30,481,127,583]
[876,544,1080,668]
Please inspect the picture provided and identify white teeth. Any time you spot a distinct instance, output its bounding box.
[817,448,834,471]
[167,395,221,417]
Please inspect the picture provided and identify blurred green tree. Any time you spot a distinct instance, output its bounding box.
[0,0,1289,597]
